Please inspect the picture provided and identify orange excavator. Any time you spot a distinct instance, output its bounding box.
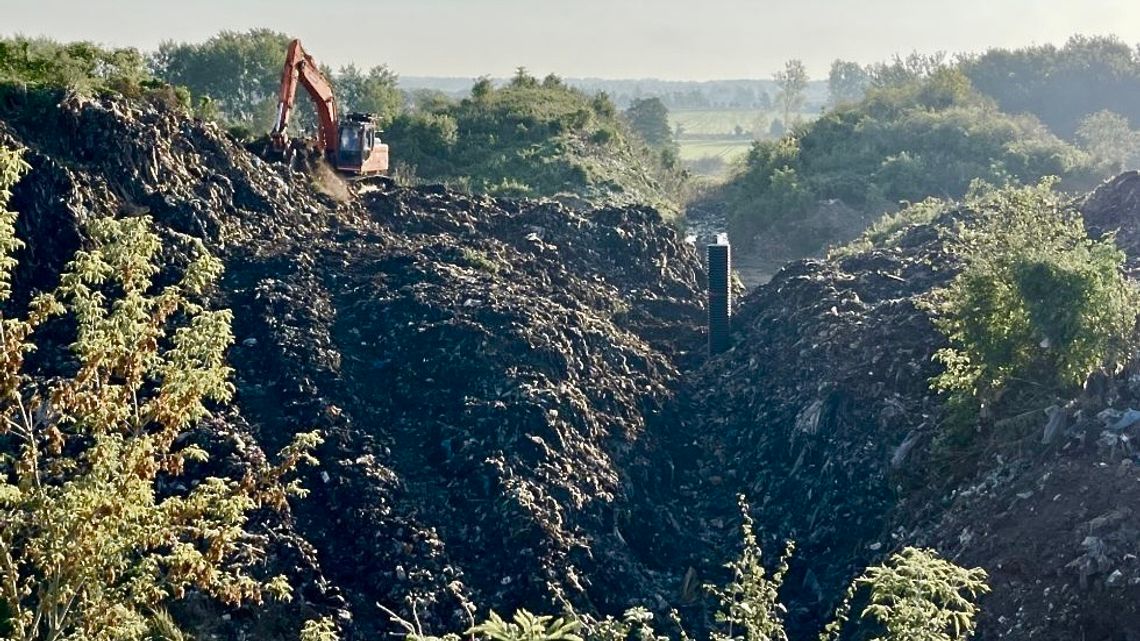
[268,39,389,176]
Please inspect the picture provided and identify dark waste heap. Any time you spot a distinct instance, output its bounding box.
[0,93,705,638]
[7,92,1140,641]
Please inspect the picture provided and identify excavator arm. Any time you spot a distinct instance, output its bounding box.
[270,39,339,154]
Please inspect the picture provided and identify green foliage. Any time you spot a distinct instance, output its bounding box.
[470,611,583,641]
[0,37,150,92]
[962,35,1140,139]
[925,180,1139,408]
[705,496,791,641]
[0,36,183,110]
[388,78,682,210]
[0,148,28,302]
[394,494,987,641]
[867,52,950,90]
[721,68,1100,250]
[0,146,322,640]
[827,60,870,107]
[330,63,403,125]
[299,616,341,641]
[585,607,683,641]
[151,29,292,130]
[624,98,674,149]
[822,548,989,641]
[151,29,402,134]
[1076,109,1140,171]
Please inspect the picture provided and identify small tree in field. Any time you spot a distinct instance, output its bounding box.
[774,60,808,131]
[0,146,324,641]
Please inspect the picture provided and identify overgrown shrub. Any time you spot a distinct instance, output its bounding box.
[0,147,322,640]
[384,495,987,641]
[720,70,1101,254]
[925,180,1139,410]
[822,548,989,641]
[388,77,683,210]
[0,37,149,92]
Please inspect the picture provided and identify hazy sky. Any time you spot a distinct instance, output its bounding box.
[5,0,1140,80]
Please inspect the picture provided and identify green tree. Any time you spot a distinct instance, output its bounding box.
[151,29,293,129]
[471,76,494,102]
[962,35,1140,139]
[926,180,1139,410]
[333,63,403,125]
[0,147,323,641]
[774,59,808,130]
[827,59,869,107]
[823,548,989,641]
[1076,109,1140,171]
[623,97,673,148]
[510,67,539,89]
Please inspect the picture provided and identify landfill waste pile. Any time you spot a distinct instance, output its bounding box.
[8,88,1140,641]
[0,92,706,638]
[676,171,1140,640]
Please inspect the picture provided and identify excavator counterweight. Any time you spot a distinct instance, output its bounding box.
[268,39,389,176]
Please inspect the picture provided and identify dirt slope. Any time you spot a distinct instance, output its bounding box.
[7,91,1140,641]
[0,92,706,637]
[676,172,1140,640]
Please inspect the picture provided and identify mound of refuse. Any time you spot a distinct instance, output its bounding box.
[0,92,706,637]
[9,90,1140,641]
[675,171,1140,640]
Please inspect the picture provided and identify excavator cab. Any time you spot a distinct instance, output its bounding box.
[335,113,389,176]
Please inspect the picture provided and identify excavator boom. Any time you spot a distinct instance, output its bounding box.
[271,39,339,154]
[268,38,389,176]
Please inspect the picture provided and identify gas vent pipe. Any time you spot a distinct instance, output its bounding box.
[708,234,731,355]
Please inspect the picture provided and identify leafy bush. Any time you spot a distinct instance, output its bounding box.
[0,36,188,112]
[720,69,1101,254]
[384,495,987,641]
[925,180,1139,408]
[388,75,684,211]
[0,37,149,92]
[0,147,322,640]
[823,548,989,641]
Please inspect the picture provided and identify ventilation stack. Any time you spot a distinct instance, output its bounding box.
[708,234,731,355]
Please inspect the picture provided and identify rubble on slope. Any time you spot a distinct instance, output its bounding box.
[673,218,958,634]
[0,92,706,638]
[9,89,1140,641]
[674,171,1140,640]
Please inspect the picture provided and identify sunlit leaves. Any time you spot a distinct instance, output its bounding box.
[925,180,1139,404]
[0,145,322,641]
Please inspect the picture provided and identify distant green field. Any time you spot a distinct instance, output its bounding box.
[677,139,753,162]
[669,109,817,136]
[670,109,819,176]
[670,109,771,136]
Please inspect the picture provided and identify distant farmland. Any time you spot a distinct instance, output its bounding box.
[670,109,771,136]
[676,139,754,161]
[669,109,817,176]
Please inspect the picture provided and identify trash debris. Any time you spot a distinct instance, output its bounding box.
[0,93,706,637]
